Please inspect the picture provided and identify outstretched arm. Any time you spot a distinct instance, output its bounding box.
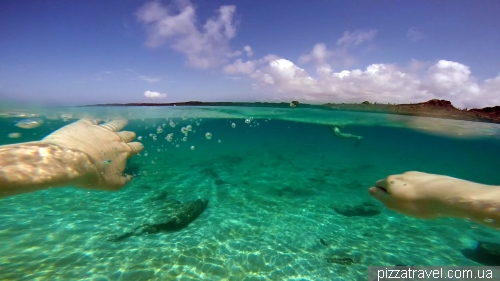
[0,119,143,197]
[369,171,500,229]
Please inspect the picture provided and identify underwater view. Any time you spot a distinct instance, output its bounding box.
[1,105,500,281]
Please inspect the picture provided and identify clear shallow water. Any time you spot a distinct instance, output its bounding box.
[1,105,500,281]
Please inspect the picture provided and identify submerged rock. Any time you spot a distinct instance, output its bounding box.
[332,202,381,217]
[461,240,500,266]
[109,199,209,242]
[325,255,360,265]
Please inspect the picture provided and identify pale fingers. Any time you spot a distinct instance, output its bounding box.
[120,174,133,186]
[116,131,136,143]
[74,118,99,126]
[127,142,144,155]
[100,119,128,132]
[108,174,133,191]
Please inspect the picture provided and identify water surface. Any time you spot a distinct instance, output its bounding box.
[1,105,499,280]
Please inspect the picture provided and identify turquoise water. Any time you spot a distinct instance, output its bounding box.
[1,105,500,280]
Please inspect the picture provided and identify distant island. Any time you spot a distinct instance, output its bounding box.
[86,99,500,124]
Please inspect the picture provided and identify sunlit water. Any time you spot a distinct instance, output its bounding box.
[1,104,500,281]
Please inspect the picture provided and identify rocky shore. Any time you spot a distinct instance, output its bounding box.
[324,99,500,124]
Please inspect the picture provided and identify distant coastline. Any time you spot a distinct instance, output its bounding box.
[85,99,500,124]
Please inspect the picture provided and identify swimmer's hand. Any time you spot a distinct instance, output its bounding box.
[369,171,500,229]
[41,119,143,191]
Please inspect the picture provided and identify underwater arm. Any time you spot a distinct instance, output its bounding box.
[0,142,98,197]
[0,119,143,198]
[369,171,500,230]
[439,185,500,229]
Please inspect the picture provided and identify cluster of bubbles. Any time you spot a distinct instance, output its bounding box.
[135,116,268,155]
[165,133,174,142]
[180,125,193,135]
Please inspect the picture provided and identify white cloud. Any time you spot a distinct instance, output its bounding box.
[223,54,280,75]
[139,75,161,82]
[222,28,499,108]
[337,30,377,47]
[223,59,255,75]
[298,43,331,65]
[136,1,239,69]
[407,28,425,42]
[244,45,253,56]
[144,90,167,99]
[481,75,500,107]
[299,30,377,69]
[226,54,499,108]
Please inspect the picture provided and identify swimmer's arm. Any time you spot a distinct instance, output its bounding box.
[0,142,99,197]
[439,184,500,229]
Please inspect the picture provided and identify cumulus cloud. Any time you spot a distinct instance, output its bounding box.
[407,27,425,42]
[299,30,377,68]
[223,59,255,75]
[136,1,239,69]
[244,45,253,56]
[144,90,167,99]
[223,54,280,75]
[222,29,499,108]
[258,58,500,108]
[298,43,331,65]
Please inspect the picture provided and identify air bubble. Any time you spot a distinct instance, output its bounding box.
[166,133,174,142]
[16,118,43,129]
[190,146,195,150]
[231,123,236,128]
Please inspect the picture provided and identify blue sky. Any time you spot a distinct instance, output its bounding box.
[1,0,500,108]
